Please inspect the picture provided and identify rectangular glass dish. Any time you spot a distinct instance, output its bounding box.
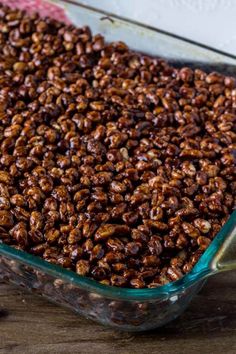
[0,0,236,331]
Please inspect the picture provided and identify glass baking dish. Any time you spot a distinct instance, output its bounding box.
[0,0,236,331]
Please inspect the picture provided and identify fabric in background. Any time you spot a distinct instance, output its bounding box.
[0,0,69,23]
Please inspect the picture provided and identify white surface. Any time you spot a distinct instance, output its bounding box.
[78,0,236,55]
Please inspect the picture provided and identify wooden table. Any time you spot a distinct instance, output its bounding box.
[1,271,236,354]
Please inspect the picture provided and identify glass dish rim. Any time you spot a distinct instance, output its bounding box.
[1,212,235,300]
[0,1,236,301]
[57,0,236,60]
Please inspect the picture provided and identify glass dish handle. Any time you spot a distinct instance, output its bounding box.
[211,212,236,272]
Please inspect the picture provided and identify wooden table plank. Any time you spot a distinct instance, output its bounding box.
[1,271,236,354]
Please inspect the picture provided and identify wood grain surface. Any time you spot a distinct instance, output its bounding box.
[1,271,236,354]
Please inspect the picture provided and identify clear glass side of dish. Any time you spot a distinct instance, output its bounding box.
[0,210,235,330]
[0,249,205,331]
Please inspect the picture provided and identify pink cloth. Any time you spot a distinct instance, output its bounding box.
[0,0,70,23]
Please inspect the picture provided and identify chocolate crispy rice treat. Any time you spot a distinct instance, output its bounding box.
[0,4,235,288]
